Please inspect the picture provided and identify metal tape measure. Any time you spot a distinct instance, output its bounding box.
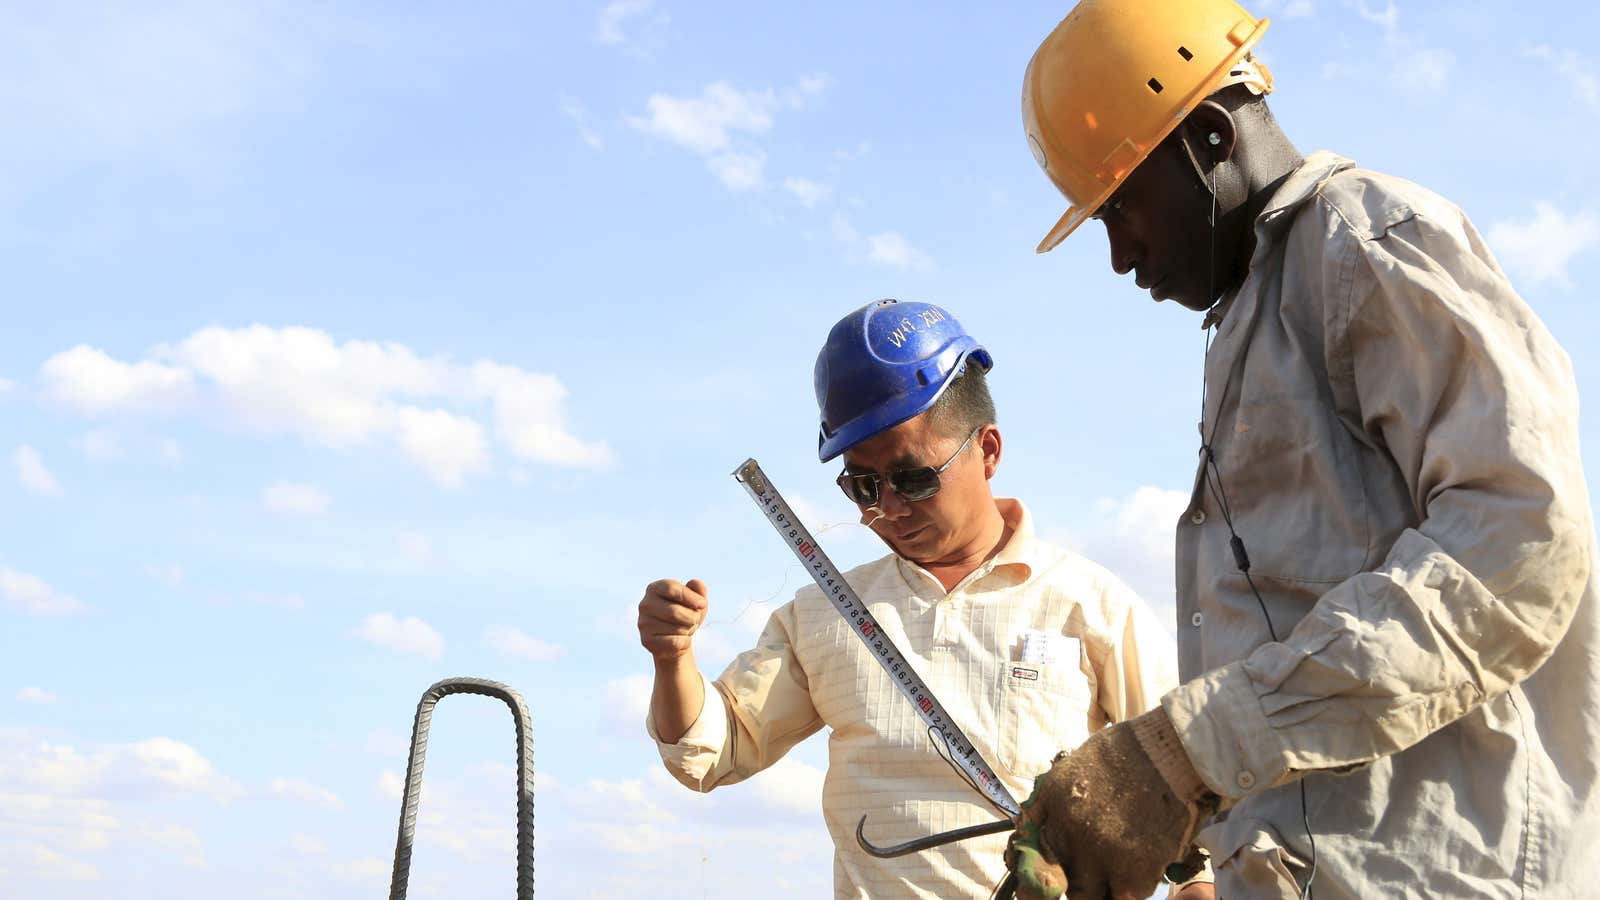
[733,458,1020,819]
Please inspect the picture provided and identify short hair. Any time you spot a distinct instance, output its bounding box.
[926,363,996,440]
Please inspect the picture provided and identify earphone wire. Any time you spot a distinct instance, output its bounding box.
[1201,139,1317,899]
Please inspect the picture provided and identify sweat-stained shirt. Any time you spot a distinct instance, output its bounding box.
[1165,151,1600,897]
[647,498,1179,899]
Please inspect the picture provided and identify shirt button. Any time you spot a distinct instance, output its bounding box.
[1189,509,1206,525]
[1191,612,1204,627]
[1236,771,1256,790]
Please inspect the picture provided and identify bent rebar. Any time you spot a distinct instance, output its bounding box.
[855,813,1013,858]
[388,677,535,900]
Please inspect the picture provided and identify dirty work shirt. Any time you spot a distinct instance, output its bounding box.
[647,499,1177,899]
[1166,151,1600,897]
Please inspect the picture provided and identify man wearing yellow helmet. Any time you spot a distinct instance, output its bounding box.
[1005,1,1600,899]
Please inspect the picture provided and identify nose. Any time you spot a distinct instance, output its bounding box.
[874,486,913,520]
[1105,221,1140,277]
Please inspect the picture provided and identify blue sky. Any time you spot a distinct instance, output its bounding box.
[3,1,1599,897]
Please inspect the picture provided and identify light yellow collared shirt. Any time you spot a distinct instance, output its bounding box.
[648,499,1179,898]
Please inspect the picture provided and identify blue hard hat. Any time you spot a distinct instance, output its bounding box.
[814,299,993,462]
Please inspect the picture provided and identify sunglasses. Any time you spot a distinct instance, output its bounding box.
[835,427,981,506]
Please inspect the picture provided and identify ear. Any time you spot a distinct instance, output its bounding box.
[979,424,1003,480]
[1181,100,1238,166]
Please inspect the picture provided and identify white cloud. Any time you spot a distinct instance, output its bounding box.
[332,856,390,885]
[627,82,778,155]
[354,613,444,661]
[1055,485,1190,625]
[782,176,832,209]
[37,326,613,487]
[117,738,242,803]
[602,673,654,737]
[0,377,14,394]
[596,0,666,52]
[393,406,489,487]
[289,832,327,857]
[267,777,344,811]
[1355,0,1397,29]
[708,150,766,192]
[16,687,58,704]
[376,770,405,801]
[1488,202,1600,289]
[482,625,565,663]
[627,77,831,195]
[1,568,85,616]
[559,94,604,151]
[141,563,185,588]
[1334,1,1452,94]
[749,757,824,816]
[865,231,934,270]
[14,445,63,497]
[1525,45,1600,113]
[39,346,194,416]
[261,481,331,517]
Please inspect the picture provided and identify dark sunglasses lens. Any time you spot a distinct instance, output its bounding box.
[838,474,880,505]
[890,467,941,501]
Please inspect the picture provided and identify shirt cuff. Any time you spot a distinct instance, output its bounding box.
[1162,661,1287,800]
[644,673,730,785]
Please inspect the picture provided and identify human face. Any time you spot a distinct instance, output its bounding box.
[839,413,996,564]
[1093,136,1218,311]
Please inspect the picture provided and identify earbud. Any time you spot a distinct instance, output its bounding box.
[1207,132,1222,149]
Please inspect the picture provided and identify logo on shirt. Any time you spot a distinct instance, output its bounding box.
[1010,666,1040,682]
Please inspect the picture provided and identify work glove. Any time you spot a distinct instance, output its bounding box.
[999,707,1218,900]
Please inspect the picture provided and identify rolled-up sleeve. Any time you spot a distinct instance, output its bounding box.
[646,598,824,792]
[1167,201,1593,797]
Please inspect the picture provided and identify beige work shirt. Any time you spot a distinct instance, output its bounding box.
[648,499,1178,898]
[1167,151,1600,897]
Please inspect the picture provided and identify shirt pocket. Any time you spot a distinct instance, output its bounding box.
[995,662,1095,781]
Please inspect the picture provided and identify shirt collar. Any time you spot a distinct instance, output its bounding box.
[895,497,1038,593]
[1200,151,1356,331]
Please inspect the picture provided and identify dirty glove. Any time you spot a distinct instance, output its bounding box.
[1001,707,1218,900]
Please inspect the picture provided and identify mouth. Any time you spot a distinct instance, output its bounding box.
[895,525,929,542]
[1136,273,1167,299]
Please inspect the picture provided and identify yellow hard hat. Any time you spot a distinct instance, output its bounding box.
[1022,0,1273,253]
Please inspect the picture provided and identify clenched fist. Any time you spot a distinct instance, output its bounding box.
[637,578,710,662]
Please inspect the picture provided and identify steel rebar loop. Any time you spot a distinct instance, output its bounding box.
[388,677,535,900]
[855,814,1014,858]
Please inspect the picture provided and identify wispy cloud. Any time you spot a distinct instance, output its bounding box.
[141,563,186,588]
[559,94,604,151]
[17,687,59,704]
[267,777,344,812]
[14,446,63,497]
[1488,202,1600,289]
[782,176,832,209]
[262,481,331,517]
[596,0,668,54]
[1,567,85,616]
[38,326,615,487]
[830,214,935,270]
[1524,45,1600,112]
[627,77,831,194]
[1053,485,1191,623]
[354,612,444,660]
[1324,1,1453,94]
[483,625,565,662]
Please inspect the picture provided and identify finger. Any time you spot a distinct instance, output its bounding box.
[674,579,709,612]
[685,578,709,599]
[639,602,703,630]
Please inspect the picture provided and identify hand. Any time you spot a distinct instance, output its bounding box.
[1002,708,1213,900]
[637,578,709,662]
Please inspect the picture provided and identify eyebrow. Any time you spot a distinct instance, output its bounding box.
[844,453,927,474]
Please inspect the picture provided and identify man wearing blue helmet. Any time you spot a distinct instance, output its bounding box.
[637,300,1199,898]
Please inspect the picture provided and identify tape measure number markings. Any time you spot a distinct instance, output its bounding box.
[732,458,1020,819]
